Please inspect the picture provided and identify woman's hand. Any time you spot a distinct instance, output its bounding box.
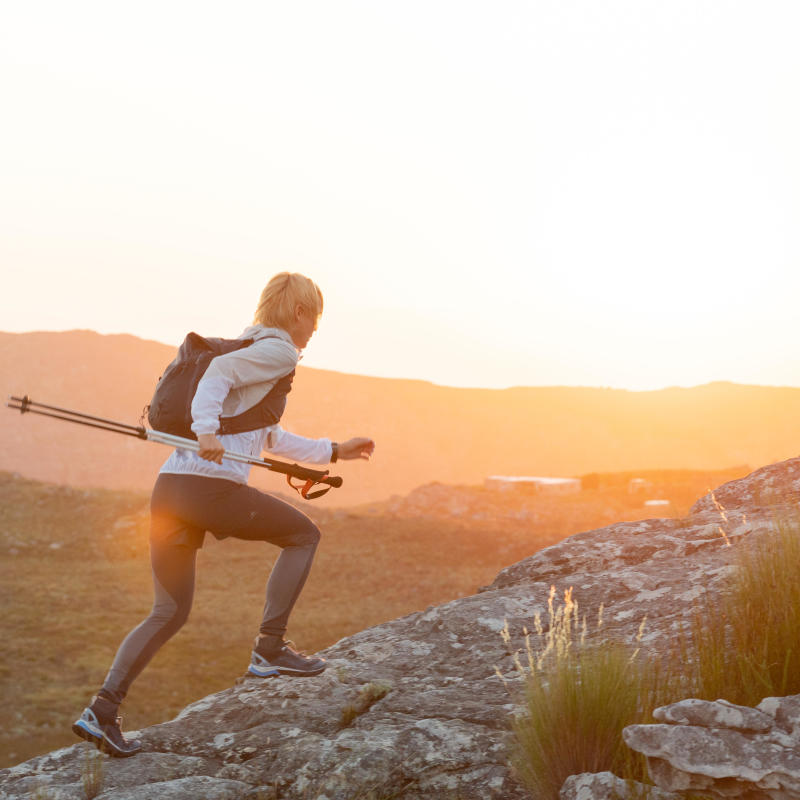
[197,433,225,464]
[338,437,375,461]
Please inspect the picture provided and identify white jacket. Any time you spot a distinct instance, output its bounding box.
[159,325,333,484]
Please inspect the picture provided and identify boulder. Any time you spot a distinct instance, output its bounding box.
[623,696,800,799]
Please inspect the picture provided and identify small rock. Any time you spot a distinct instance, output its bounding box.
[653,698,774,732]
[560,771,681,800]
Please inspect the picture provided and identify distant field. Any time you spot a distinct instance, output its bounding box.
[0,465,748,767]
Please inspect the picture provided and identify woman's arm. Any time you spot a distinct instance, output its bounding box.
[337,438,375,460]
[266,428,375,465]
[265,427,333,465]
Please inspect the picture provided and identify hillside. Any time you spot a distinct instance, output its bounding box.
[0,465,744,769]
[3,330,800,504]
[2,458,800,798]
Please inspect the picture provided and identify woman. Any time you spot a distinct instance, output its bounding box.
[73,273,375,757]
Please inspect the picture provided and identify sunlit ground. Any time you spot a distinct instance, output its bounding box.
[0,465,747,767]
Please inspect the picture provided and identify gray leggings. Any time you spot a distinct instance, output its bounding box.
[101,473,320,704]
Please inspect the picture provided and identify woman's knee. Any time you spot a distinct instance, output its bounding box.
[293,519,321,548]
[169,608,191,634]
[147,602,191,636]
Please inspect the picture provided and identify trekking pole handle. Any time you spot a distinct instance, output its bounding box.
[255,456,343,487]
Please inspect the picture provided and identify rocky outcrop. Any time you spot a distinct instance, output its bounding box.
[2,458,800,799]
[690,457,800,517]
[623,696,800,799]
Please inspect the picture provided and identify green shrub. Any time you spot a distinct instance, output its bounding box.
[687,515,800,704]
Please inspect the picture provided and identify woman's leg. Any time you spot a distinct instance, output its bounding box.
[100,536,198,704]
[74,475,201,755]
[158,475,323,642]
[99,475,203,703]
[159,476,325,675]
[95,474,324,686]
[259,533,319,637]
[232,495,321,639]
[248,530,325,676]
[227,493,325,675]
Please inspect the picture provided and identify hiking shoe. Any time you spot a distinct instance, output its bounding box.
[72,697,142,757]
[248,640,327,678]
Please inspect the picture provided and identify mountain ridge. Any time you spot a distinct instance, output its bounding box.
[5,329,796,393]
[3,329,800,505]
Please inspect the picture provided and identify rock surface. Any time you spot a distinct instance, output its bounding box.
[559,771,680,800]
[2,458,800,799]
[623,696,800,800]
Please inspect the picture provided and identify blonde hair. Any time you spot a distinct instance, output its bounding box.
[253,272,324,329]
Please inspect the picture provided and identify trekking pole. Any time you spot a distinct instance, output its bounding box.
[6,395,342,500]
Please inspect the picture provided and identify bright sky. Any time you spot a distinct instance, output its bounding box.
[2,1,798,390]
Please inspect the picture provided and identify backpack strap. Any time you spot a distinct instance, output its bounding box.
[216,332,297,436]
[217,368,295,435]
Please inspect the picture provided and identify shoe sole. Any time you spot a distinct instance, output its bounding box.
[72,720,141,758]
[247,664,281,678]
[247,663,327,678]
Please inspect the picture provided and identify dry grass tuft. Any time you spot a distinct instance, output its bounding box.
[80,746,104,799]
[339,681,392,729]
[501,588,669,800]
